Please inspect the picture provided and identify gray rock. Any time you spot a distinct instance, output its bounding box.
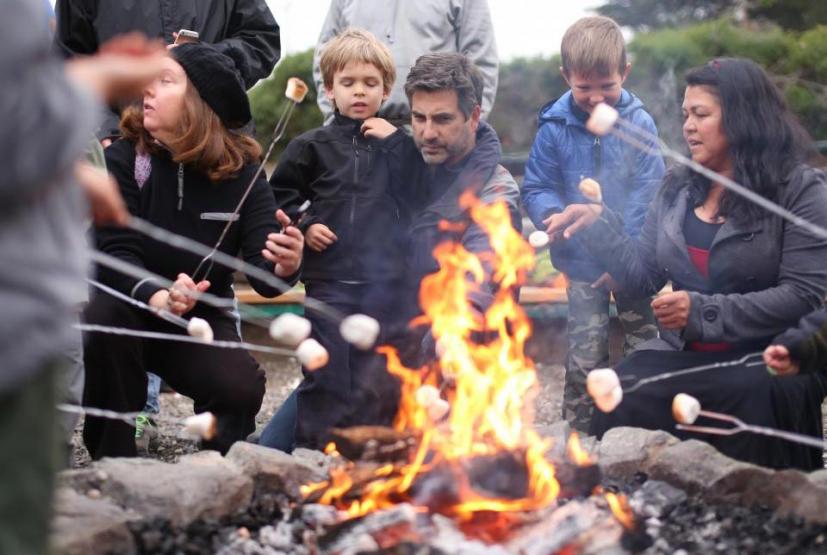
[226,442,326,501]
[59,452,253,526]
[259,523,295,550]
[630,480,687,518]
[292,447,331,476]
[597,427,679,478]
[737,468,827,525]
[50,487,139,555]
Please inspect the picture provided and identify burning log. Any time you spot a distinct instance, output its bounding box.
[327,426,416,462]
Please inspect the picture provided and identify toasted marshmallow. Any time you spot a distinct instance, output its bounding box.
[187,317,214,343]
[587,368,620,399]
[296,338,329,371]
[339,314,380,350]
[594,385,623,413]
[184,412,217,440]
[427,398,451,422]
[672,393,701,425]
[578,178,603,204]
[415,385,441,408]
[586,103,619,136]
[528,230,550,249]
[285,77,309,103]
[269,313,311,346]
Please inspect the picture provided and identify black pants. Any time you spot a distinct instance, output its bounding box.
[82,293,265,458]
[294,280,402,448]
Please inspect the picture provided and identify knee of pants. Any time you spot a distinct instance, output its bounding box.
[218,369,266,412]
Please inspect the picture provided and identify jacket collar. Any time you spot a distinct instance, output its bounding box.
[332,111,366,135]
[539,89,640,128]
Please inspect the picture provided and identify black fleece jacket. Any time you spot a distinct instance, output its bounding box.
[270,113,409,282]
[97,139,289,315]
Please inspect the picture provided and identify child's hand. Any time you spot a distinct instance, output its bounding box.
[305,223,338,252]
[763,345,800,376]
[361,117,397,140]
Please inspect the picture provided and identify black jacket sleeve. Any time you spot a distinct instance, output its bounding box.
[773,308,827,374]
[269,138,321,231]
[96,141,165,303]
[238,167,296,296]
[54,0,97,56]
[212,0,281,88]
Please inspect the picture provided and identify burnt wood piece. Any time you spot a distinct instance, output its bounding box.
[555,461,602,500]
[327,426,416,462]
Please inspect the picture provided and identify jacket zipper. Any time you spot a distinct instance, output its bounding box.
[351,136,359,226]
[593,136,602,177]
[177,163,184,211]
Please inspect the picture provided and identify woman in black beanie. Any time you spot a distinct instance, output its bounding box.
[82,43,303,458]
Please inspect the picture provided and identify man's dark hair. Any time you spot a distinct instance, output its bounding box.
[404,53,484,118]
[681,57,815,222]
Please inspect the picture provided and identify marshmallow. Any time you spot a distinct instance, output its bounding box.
[339,314,380,350]
[672,393,701,425]
[587,368,623,413]
[187,317,214,343]
[427,398,451,422]
[415,385,441,408]
[184,412,217,440]
[269,313,312,346]
[296,338,329,371]
[586,103,619,136]
[578,177,603,204]
[528,230,550,249]
[285,77,309,103]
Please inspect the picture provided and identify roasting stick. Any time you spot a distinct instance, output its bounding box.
[87,278,189,329]
[587,103,827,241]
[76,323,298,357]
[191,77,310,282]
[57,404,218,440]
[622,352,766,393]
[672,393,827,450]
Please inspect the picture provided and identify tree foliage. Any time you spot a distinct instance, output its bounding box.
[596,0,735,31]
[248,48,323,161]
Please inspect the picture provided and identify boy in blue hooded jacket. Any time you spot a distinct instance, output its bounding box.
[522,16,665,432]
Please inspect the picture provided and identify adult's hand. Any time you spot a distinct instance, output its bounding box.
[66,32,167,103]
[543,204,603,243]
[763,345,800,376]
[263,209,304,277]
[74,161,129,226]
[305,223,337,252]
[148,273,210,316]
[361,118,397,140]
[651,291,691,330]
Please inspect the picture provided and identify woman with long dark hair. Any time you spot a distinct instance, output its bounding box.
[83,43,304,458]
[546,57,827,470]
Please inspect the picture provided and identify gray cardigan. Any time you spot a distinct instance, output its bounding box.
[579,165,827,350]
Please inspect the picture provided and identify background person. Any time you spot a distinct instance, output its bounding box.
[546,57,827,470]
[313,0,499,125]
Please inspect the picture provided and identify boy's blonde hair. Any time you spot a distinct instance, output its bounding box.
[319,28,395,93]
[561,16,627,78]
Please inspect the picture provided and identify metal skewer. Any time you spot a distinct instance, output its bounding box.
[621,352,766,393]
[677,410,827,450]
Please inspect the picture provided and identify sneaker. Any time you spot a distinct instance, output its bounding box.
[135,413,157,455]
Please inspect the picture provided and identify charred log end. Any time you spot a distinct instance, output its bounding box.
[555,462,602,500]
[327,426,415,462]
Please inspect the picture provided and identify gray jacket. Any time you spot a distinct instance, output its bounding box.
[1,0,97,391]
[579,166,827,350]
[313,0,498,122]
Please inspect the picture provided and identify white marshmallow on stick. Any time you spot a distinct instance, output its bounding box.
[296,338,329,371]
[187,317,214,344]
[427,398,451,422]
[587,368,624,413]
[285,77,309,103]
[528,230,550,249]
[578,177,603,204]
[184,412,217,440]
[415,385,441,408]
[339,314,380,350]
[586,102,619,136]
[269,313,311,346]
[672,393,701,425]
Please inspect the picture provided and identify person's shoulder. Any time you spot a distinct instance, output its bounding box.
[103,139,138,169]
[781,163,827,203]
[617,89,657,125]
[480,165,519,201]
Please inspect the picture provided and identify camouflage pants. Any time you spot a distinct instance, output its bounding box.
[563,280,658,433]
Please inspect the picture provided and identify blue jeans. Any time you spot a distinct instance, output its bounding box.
[259,388,297,453]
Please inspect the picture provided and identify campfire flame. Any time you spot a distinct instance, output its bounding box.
[302,192,630,529]
[604,492,635,530]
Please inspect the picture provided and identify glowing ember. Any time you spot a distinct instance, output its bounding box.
[304,192,567,522]
[604,492,635,530]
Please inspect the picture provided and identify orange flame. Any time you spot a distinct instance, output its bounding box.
[605,492,635,530]
[305,191,561,519]
[566,432,595,466]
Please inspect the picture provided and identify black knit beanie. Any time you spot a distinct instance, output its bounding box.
[171,43,251,129]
